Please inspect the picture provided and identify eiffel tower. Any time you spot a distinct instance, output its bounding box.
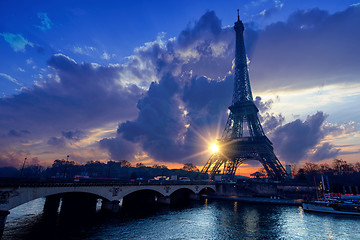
[201,10,287,180]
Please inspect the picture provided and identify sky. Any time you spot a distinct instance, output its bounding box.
[1,0,360,176]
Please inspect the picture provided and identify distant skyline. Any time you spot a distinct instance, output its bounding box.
[1,0,360,176]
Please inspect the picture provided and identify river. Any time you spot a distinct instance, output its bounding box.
[3,198,359,239]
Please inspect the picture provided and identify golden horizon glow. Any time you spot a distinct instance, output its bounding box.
[210,143,219,153]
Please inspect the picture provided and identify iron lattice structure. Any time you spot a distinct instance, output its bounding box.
[201,11,287,180]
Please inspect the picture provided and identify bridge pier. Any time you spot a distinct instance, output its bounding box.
[189,193,200,201]
[157,196,171,205]
[101,200,120,213]
[60,193,98,215]
[44,195,60,215]
[0,210,10,238]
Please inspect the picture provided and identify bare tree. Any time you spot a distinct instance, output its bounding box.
[303,162,319,174]
[119,160,131,167]
[136,163,145,168]
[354,162,360,172]
[182,163,199,172]
[291,164,298,176]
[319,163,331,174]
[332,159,346,174]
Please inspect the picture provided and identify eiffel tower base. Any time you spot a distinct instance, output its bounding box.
[202,137,287,180]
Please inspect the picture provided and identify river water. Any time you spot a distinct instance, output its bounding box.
[3,198,360,240]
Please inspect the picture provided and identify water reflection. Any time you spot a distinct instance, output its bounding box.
[3,198,360,240]
[243,207,260,239]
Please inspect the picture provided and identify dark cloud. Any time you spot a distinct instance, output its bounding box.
[311,142,340,161]
[117,74,188,162]
[249,5,360,91]
[323,121,360,137]
[47,137,66,147]
[253,96,284,134]
[99,11,237,164]
[99,137,137,161]
[254,97,339,163]
[120,11,234,86]
[254,96,273,112]
[0,54,141,141]
[178,11,222,47]
[62,130,85,141]
[270,111,340,163]
[262,112,285,133]
[176,11,235,80]
[102,74,233,164]
[183,76,232,115]
[8,129,30,137]
[0,53,143,166]
[4,54,141,131]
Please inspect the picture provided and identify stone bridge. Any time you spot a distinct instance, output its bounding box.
[0,182,215,236]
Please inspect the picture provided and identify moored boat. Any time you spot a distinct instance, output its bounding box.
[302,194,360,215]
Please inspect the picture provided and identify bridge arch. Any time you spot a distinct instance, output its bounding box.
[2,187,111,211]
[119,185,167,199]
[170,187,196,195]
[121,189,164,198]
[122,189,165,210]
[170,188,197,205]
[199,186,216,195]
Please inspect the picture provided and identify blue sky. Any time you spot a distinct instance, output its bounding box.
[1,0,360,174]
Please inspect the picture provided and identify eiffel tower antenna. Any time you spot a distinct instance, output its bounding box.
[201,10,287,180]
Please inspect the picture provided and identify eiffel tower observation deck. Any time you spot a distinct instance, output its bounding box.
[201,10,287,180]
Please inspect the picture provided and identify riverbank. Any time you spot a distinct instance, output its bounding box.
[215,182,316,202]
[206,195,303,206]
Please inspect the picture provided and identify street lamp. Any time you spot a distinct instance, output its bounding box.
[20,157,27,177]
[63,155,70,178]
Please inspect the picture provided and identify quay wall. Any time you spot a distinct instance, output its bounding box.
[215,182,316,200]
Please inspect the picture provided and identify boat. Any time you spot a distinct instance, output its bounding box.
[302,194,360,215]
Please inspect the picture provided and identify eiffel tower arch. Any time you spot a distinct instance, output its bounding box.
[201,10,287,180]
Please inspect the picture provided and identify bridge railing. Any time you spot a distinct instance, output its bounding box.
[0,178,214,188]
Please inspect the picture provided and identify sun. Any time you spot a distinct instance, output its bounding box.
[210,143,219,153]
